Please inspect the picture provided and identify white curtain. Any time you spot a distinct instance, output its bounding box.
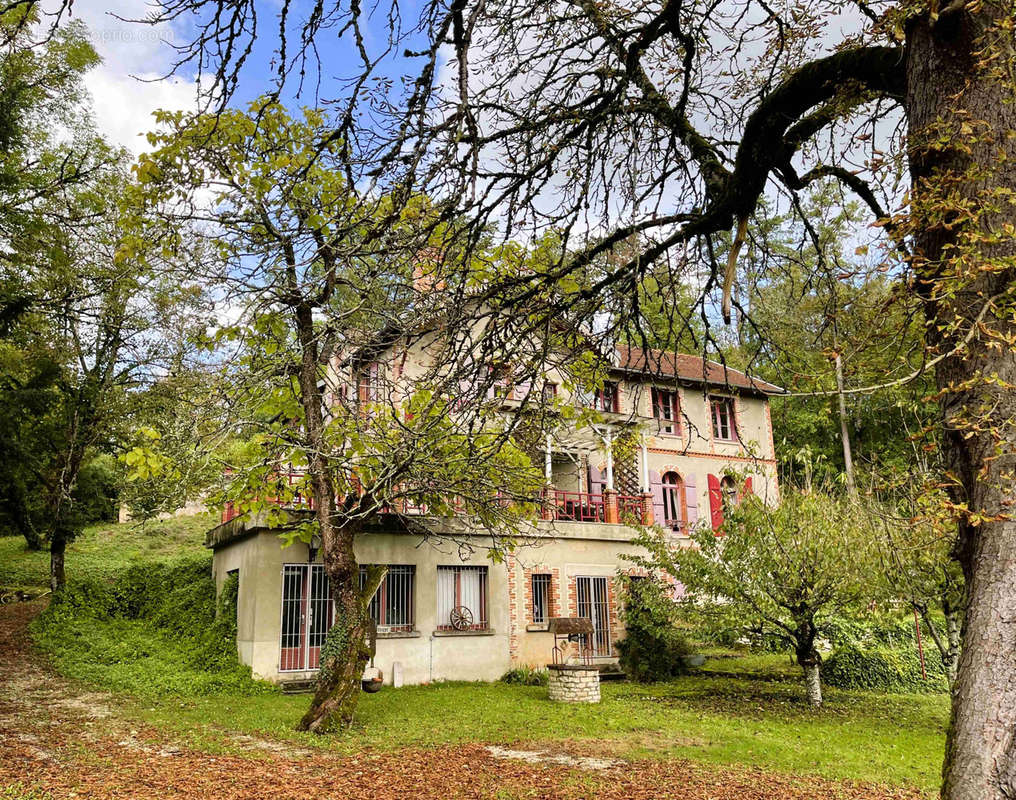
[437,568,456,627]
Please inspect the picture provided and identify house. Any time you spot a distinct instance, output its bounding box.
[205,343,782,686]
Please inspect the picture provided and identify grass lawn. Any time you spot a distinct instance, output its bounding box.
[3,514,949,795]
[124,656,948,793]
[0,513,215,591]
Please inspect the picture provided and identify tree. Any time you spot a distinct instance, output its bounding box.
[47,0,1015,790]
[125,98,549,732]
[873,476,965,684]
[634,488,880,706]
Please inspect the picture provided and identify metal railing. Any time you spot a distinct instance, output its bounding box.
[222,473,642,527]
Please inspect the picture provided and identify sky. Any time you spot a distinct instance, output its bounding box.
[65,0,425,156]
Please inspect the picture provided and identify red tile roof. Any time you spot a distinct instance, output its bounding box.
[613,345,784,395]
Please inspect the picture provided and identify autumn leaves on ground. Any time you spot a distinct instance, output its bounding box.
[0,598,925,800]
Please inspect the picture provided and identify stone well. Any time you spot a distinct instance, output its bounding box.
[547,663,601,703]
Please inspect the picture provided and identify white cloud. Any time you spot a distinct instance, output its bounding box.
[64,0,202,153]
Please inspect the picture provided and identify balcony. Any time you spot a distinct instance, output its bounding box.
[221,474,651,526]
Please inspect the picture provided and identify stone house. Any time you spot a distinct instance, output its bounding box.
[205,342,782,687]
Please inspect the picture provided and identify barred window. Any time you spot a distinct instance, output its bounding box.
[359,565,415,633]
[532,573,552,623]
[437,565,489,630]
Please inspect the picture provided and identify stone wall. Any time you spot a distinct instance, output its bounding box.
[547,664,600,703]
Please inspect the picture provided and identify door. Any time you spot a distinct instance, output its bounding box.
[280,564,334,671]
[576,576,611,657]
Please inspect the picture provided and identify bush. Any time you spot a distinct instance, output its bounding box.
[31,553,274,697]
[823,643,948,694]
[500,666,548,686]
[615,576,695,682]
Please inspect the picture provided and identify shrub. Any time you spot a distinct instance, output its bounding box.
[615,575,694,682]
[823,643,948,693]
[500,666,549,686]
[31,553,274,697]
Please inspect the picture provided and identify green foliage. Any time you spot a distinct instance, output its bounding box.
[30,552,273,697]
[71,454,119,524]
[615,576,694,682]
[824,644,948,694]
[500,666,549,686]
[0,513,213,591]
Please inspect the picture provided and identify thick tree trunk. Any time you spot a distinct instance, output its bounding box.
[906,7,1016,798]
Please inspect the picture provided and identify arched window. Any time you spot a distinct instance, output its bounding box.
[662,471,685,530]
[720,475,738,514]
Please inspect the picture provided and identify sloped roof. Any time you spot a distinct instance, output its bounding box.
[613,345,785,395]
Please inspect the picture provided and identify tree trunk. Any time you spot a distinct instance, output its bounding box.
[801,659,822,707]
[288,294,373,733]
[906,7,1016,798]
[834,353,855,495]
[297,536,376,733]
[796,641,823,707]
[945,603,961,686]
[49,530,66,592]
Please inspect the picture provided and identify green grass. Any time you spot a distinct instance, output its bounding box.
[122,658,948,792]
[4,513,948,793]
[0,513,215,590]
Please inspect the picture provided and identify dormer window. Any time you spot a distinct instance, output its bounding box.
[651,388,680,435]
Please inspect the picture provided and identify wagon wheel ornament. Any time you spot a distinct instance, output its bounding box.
[449,606,474,631]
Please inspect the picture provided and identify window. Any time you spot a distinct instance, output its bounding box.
[359,565,415,633]
[356,361,383,406]
[652,388,680,435]
[280,564,333,671]
[593,382,619,412]
[576,576,611,657]
[542,382,558,402]
[531,573,552,623]
[437,566,489,630]
[488,365,511,399]
[710,397,737,441]
[661,471,684,530]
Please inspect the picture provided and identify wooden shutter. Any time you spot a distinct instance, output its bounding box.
[707,474,724,530]
[684,473,698,526]
[741,476,753,501]
[649,470,665,524]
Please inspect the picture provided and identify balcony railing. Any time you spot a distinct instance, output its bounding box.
[221,473,645,526]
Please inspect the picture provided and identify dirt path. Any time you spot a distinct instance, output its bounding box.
[0,602,924,799]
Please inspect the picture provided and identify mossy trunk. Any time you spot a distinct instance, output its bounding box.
[297,567,373,733]
[906,5,1016,797]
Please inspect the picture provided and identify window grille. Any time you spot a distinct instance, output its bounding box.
[279,564,334,672]
[532,573,552,623]
[359,565,415,632]
[576,576,611,657]
[437,565,489,630]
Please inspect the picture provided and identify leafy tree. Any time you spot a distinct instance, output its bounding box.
[73,0,1016,789]
[633,488,880,706]
[125,98,548,732]
[872,477,965,684]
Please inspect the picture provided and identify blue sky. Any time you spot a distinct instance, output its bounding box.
[69,0,419,154]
